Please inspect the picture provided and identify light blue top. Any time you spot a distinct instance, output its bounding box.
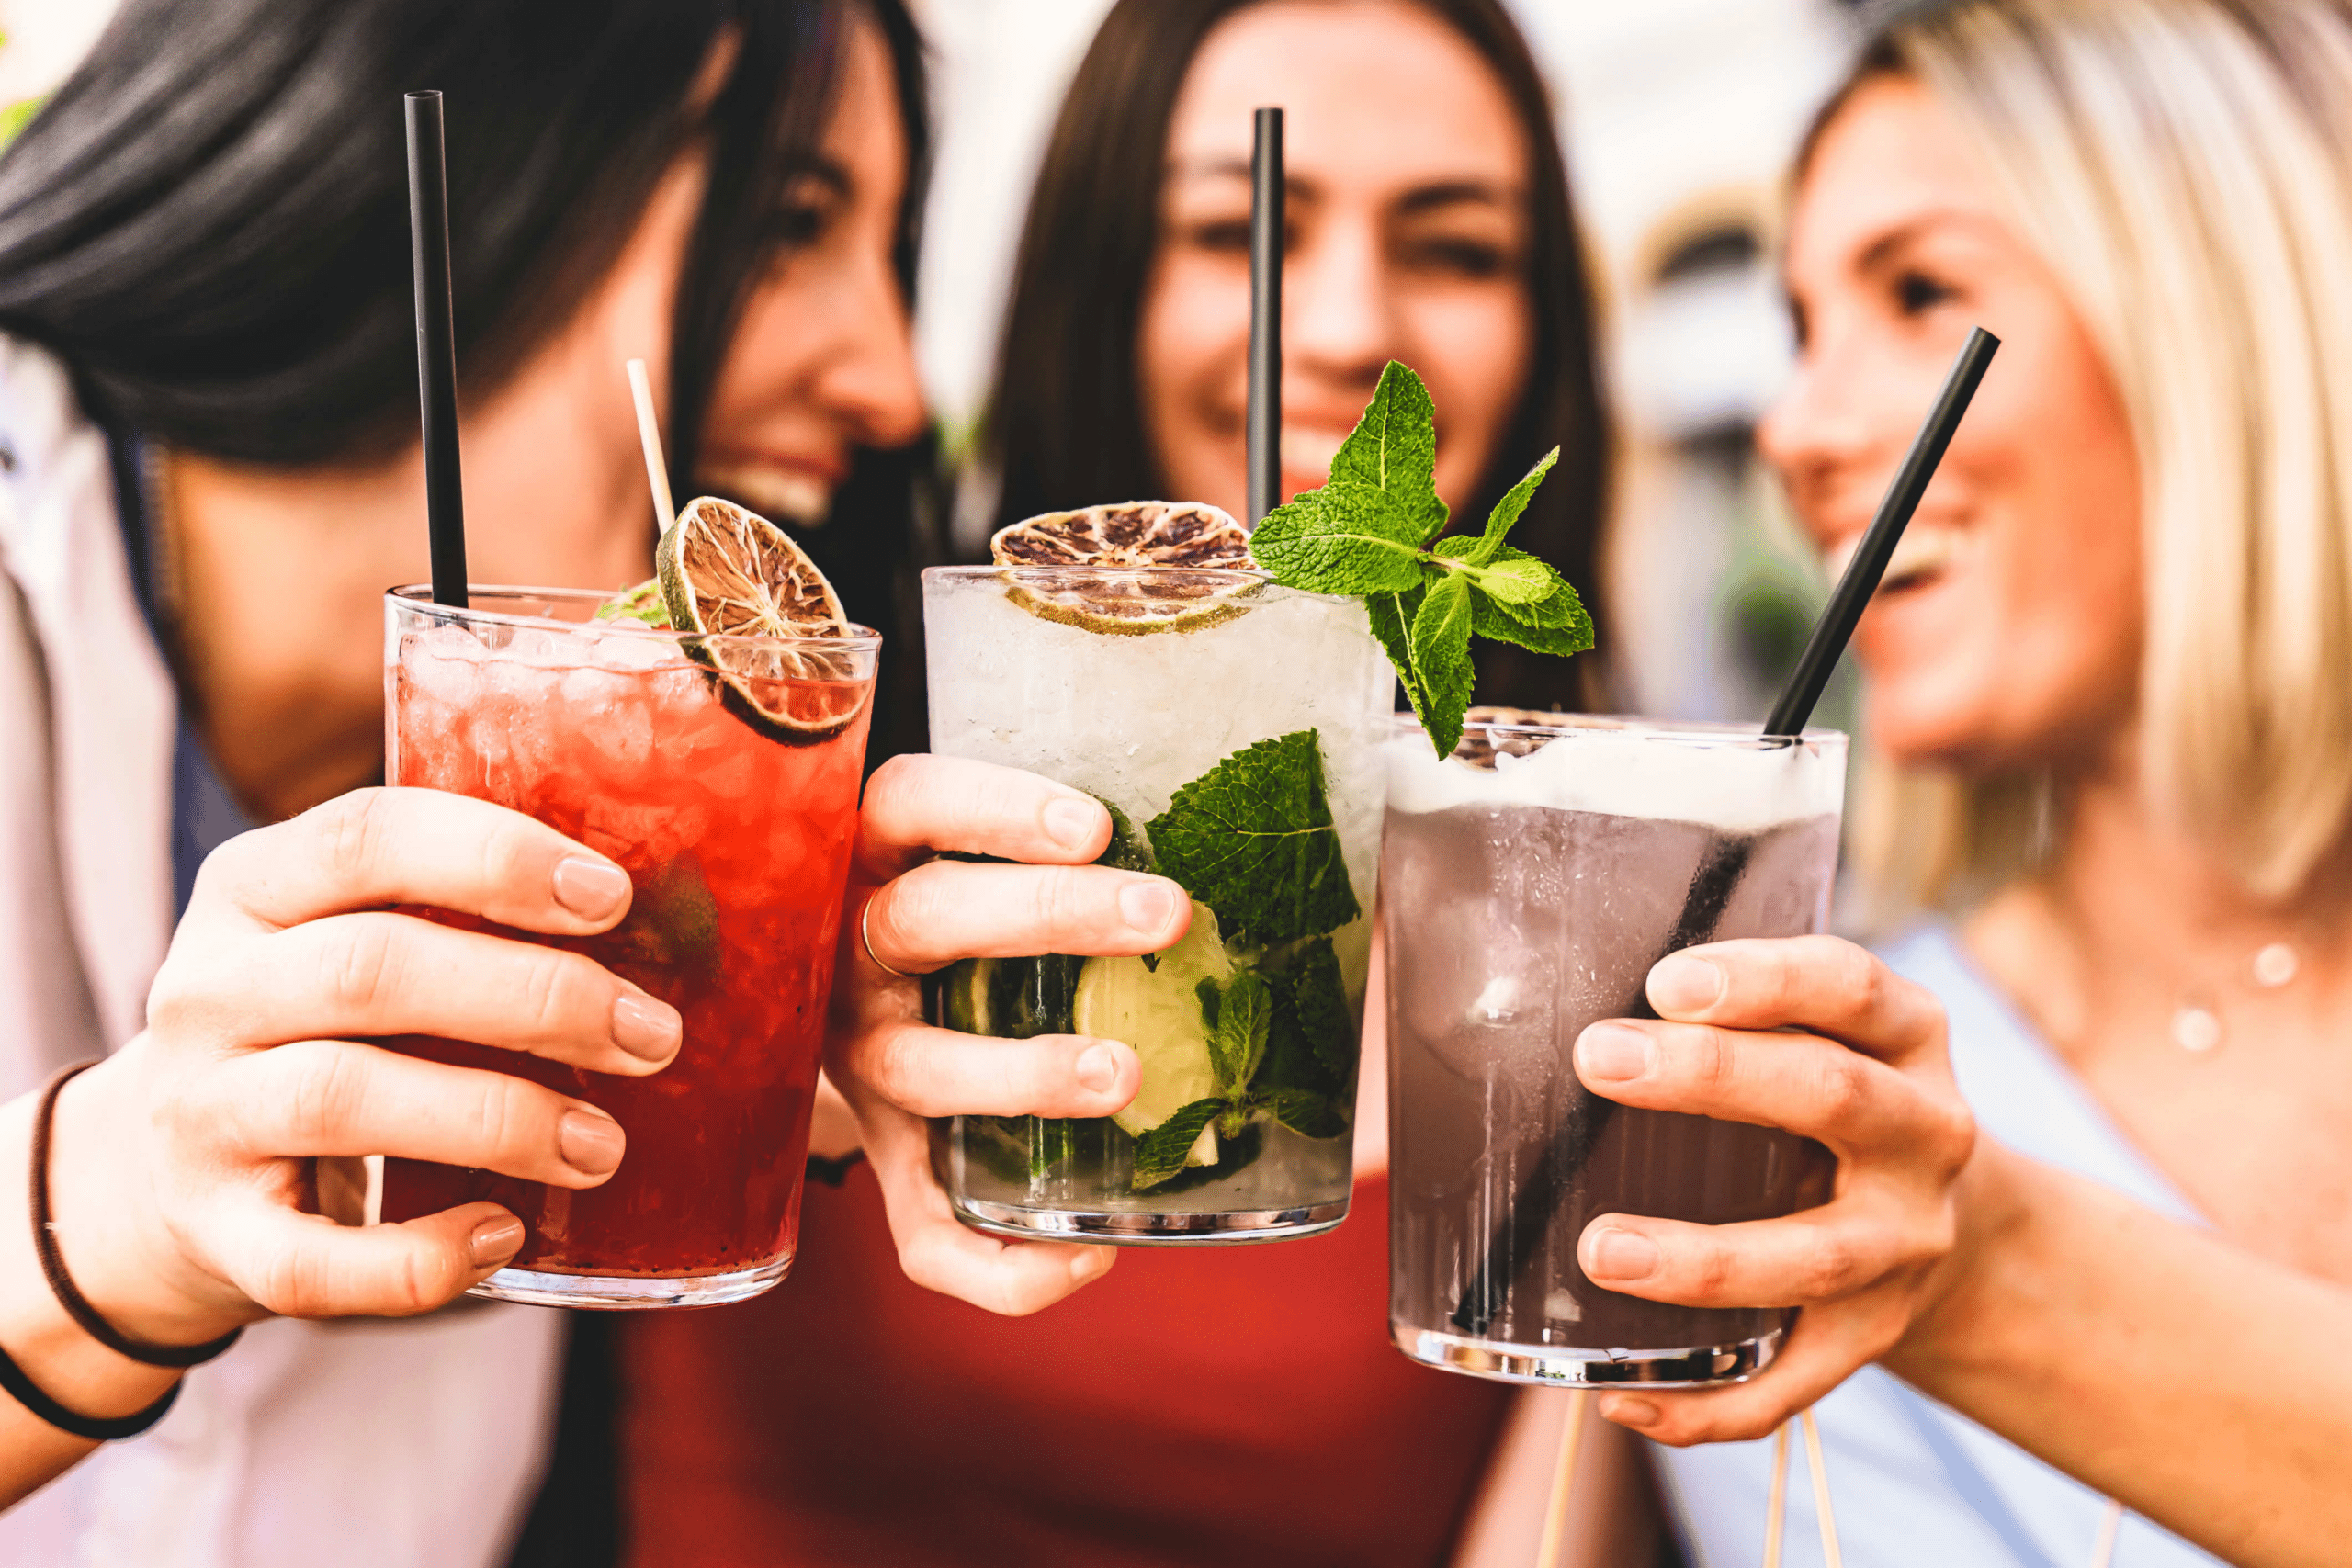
[1649,924,2227,1568]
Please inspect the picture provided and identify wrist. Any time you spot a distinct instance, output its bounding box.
[1888,1136,2034,1382]
[47,1056,256,1349]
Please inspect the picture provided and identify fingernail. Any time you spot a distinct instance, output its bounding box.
[1118,880,1178,934]
[1600,1395,1660,1427]
[1576,1021,1651,1084]
[1069,1247,1113,1283]
[1075,1043,1122,1094]
[559,1109,625,1175]
[1585,1225,1661,1281]
[1043,796,1102,852]
[468,1214,524,1268]
[1650,953,1724,1015]
[611,991,683,1061]
[553,856,630,920]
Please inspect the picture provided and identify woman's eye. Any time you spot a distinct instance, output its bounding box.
[772,204,827,246]
[1398,236,1512,280]
[1894,270,1953,315]
[1185,220,1302,254]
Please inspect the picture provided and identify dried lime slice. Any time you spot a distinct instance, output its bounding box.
[989,501,1260,635]
[655,494,866,742]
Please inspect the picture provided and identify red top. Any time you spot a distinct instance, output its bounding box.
[618,1168,1510,1567]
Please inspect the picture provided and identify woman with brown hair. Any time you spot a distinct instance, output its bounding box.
[614,3,1651,1564]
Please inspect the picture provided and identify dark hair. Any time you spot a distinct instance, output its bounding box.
[979,0,1611,708]
[0,0,923,498]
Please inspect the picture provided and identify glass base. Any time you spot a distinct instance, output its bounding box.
[1393,1323,1783,1388]
[952,1193,1349,1247]
[464,1254,792,1310]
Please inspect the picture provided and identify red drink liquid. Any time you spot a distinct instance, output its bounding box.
[379,589,875,1307]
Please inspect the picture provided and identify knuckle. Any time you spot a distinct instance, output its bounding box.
[518,948,584,1038]
[1712,1404,1784,1445]
[249,1235,329,1318]
[1030,865,1082,934]
[1688,1237,1736,1300]
[321,918,401,1012]
[1795,1224,1859,1298]
[1688,1027,1738,1093]
[281,1042,367,1147]
[470,1075,532,1159]
[1813,1052,1873,1126]
[311,788,395,892]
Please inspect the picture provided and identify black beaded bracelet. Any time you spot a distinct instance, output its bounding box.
[32,1061,242,1370]
[0,1337,181,1442]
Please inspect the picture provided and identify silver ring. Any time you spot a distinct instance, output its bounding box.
[860,897,913,980]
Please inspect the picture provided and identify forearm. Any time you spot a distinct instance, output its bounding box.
[0,1089,181,1508]
[1892,1142,2352,1567]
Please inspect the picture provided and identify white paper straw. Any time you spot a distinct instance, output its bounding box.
[1535,1388,1592,1568]
[1800,1408,1845,1568]
[626,357,674,532]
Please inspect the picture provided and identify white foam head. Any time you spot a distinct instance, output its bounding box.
[1385,717,1846,830]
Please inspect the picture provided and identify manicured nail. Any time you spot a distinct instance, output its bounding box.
[1649,953,1724,1015]
[469,1214,525,1268]
[1600,1395,1660,1428]
[611,991,683,1061]
[1043,796,1102,852]
[1585,1225,1661,1282]
[1076,1043,1122,1094]
[1118,880,1178,935]
[1575,1021,1651,1084]
[559,1109,625,1175]
[553,856,630,920]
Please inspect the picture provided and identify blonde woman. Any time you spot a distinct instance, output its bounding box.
[1527,2,2352,1564]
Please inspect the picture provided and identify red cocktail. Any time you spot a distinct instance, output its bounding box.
[379,585,876,1307]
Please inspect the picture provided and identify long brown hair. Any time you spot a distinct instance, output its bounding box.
[978,0,1611,708]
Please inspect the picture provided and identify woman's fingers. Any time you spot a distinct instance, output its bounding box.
[188,1042,628,1188]
[1645,936,1946,1064]
[223,1201,527,1320]
[152,911,681,1074]
[188,787,634,937]
[837,1019,1139,1120]
[862,861,1189,975]
[856,754,1114,878]
[857,1101,1115,1316]
[1573,1016,1975,1165]
[1595,1300,1913,1447]
[1578,1194,1945,1310]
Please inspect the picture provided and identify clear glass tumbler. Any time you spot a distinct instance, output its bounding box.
[922,565,1392,1243]
[1385,713,1845,1383]
[377,586,878,1307]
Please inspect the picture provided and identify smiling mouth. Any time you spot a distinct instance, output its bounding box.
[1825,525,1968,596]
[703,463,835,527]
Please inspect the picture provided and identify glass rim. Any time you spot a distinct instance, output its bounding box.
[387,583,883,654]
[923,563,1354,603]
[1392,711,1847,750]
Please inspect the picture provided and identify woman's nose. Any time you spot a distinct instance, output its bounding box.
[1756,330,1877,498]
[824,261,927,450]
[1284,218,1392,381]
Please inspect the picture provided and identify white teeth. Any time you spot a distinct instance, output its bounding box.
[1824,525,1964,591]
[707,466,833,527]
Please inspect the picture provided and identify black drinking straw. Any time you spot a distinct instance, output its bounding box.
[406,90,468,607]
[1246,107,1284,526]
[1448,326,2002,1339]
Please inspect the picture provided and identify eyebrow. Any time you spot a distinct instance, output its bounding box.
[1852,208,2008,273]
[784,155,853,198]
[1171,158,1516,211]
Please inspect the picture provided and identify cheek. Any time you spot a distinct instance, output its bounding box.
[1404,286,1533,508]
[1136,251,1250,487]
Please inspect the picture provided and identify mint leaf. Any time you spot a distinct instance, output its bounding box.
[1269,1089,1347,1141]
[1248,482,1428,594]
[1148,731,1361,944]
[1130,1098,1224,1190]
[1285,937,1355,1082]
[1364,584,1427,708]
[1206,971,1273,1098]
[1464,446,1559,566]
[1330,361,1447,542]
[1410,573,1476,757]
[1472,575,1595,660]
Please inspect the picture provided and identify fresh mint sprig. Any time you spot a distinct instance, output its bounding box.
[1249,361,1593,755]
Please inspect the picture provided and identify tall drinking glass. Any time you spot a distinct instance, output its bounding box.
[922,566,1391,1243]
[378,586,878,1307]
[1385,713,1844,1383]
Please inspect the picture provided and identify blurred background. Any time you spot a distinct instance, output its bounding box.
[0,0,1862,728]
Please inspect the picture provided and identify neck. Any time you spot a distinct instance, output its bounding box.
[1968,743,2352,1053]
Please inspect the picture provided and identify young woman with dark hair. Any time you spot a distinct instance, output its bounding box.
[611,6,1665,1566]
[0,0,1173,1559]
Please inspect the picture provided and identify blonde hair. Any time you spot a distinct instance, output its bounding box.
[1833,0,2352,913]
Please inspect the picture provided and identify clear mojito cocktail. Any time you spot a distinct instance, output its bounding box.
[922,539,1392,1242]
[1385,713,1843,1384]
[379,547,876,1306]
